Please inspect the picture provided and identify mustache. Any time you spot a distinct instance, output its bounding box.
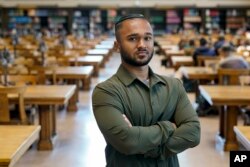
[137,48,148,52]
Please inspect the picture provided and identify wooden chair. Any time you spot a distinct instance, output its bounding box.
[1,75,38,124]
[0,65,29,75]
[0,85,28,124]
[56,56,72,66]
[28,66,57,85]
[218,68,249,85]
[218,68,250,125]
[3,75,38,86]
[197,56,220,66]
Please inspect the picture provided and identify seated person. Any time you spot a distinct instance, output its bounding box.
[193,38,216,65]
[219,43,249,69]
[219,42,250,125]
[178,36,189,50]
[214,35,226,55]
[184,39,196,56]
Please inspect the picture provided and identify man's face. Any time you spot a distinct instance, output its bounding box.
[115,18,154,66]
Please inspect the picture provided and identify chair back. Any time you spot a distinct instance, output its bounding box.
[218,68,250,85]
[0,85,27,124]
[5,75,37,85]
[28,66,56,84]
[197,56,220,66]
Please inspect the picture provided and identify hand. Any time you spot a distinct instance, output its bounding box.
[172,123,177,129]
[123,114,132,127]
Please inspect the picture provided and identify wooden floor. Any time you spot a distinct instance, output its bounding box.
[15,52,233,167]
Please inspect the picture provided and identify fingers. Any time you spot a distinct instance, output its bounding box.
[123,114,132,127]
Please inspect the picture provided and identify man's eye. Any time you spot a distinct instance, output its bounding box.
[145,36,152,41]
[128,37,137,41]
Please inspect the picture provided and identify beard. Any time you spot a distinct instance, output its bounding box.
[120,48,154,66]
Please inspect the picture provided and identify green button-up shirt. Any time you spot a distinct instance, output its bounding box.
[92,65,200,167]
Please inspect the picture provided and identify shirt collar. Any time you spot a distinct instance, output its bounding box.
[116,65,167,87]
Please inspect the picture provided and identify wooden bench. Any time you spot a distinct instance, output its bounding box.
[0,125,41,167]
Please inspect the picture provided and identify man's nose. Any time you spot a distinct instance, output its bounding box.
[137,39,146,48]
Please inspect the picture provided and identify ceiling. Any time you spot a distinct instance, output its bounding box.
[0,0,249,8]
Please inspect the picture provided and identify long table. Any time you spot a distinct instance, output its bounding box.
[53,66,94,91]
[69,56,104,76]
[199,85,250,151]
[0,125,41,167]
[179,66,217,80]
[27,85,75,150]
[170,56,193,70]
[8,85,76,150]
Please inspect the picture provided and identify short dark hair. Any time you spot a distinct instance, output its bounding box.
[199,38,207,46]
[115,14,148,41]
[115,14,146,27]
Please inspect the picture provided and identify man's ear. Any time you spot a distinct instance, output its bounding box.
[114,41,120,52]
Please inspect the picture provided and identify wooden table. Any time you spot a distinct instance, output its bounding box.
[95,44,114,50]
[87,49,109,55]
[100,40,115,45]
[43,66,94,91]
[154,67,175,77]
[70,56,104,76]
[87,49,111,63]
[55,66,94,90]
[0,125,41,167]
[179,66,217,80]
[179,66,218,97]
[160,45,179,51]
[234,126,250,150]
[199,85,250,151]
[170,56,193,70]
[165,50,185,56]
[9,85,76,150]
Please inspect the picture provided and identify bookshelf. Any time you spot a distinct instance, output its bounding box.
[166,9,182,33]
[89,9,103,38]
[205,9,226,34]
[226,9,245,33]
[246,9,250,29]
[106,9,117,32]
[6,8,70,33]
[0,9,2,36]
[7,9,32,32]
[72,9,90,34]
[2,7,250,36]
[46,9,69,31]
[183,8,202,32]
[149,9,166,35]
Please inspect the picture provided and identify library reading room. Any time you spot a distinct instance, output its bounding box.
[0,0,250,167]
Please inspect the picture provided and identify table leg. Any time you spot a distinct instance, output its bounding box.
[93,64,99,77]
[51,105,57,136]
[224,106,239,151]
[219,106,225,138]
[82,76,91,90]
[67,88,78,112]
[68,79,79,102]
[37,105,53,150]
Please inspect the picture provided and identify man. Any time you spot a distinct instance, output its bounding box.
[92,14,200,167]
[192,37,216,66]
[219,43,249,69]
[214,35,226,55]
